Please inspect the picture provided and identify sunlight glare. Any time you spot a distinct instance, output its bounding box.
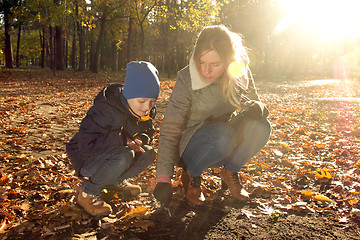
[307,79,340,85]
[228,60,245,79]
[278,0,360,39]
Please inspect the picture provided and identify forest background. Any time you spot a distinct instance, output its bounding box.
[1,0,360,80]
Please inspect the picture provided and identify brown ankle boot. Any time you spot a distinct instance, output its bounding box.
[181,170,205,205]
[119,180,142,197]
[220,168,249,201]
[181,169,190,194]
[77,188,112,217]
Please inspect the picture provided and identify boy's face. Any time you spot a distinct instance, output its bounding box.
[127,98,156,117]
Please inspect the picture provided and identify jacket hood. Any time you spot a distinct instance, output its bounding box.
[94,83,128,112]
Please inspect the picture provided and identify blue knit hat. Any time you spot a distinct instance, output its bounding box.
[123,61,160,100]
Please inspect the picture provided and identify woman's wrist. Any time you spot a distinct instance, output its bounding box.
[156,174,171,183]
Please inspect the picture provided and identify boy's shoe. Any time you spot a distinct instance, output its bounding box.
[77,188,112,217]
[118,180,142,197]
[220,168,249,201]
[181,170,205,205]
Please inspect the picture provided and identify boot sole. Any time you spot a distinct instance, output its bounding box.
[76,203,112,218]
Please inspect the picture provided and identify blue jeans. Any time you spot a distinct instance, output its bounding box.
[181,117,271,176]
[80,145,155,195]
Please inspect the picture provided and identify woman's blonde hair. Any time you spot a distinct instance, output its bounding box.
[193,25,252,108]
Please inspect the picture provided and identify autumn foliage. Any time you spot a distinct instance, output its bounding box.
[0,69,359,239]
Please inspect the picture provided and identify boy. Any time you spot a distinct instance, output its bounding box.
[66,61,160,217]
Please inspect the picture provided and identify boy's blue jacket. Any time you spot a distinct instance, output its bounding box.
[66,83,155,177]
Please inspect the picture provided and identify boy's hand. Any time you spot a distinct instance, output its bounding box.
[126,137,145,153]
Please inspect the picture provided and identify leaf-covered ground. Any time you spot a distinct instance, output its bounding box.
[1,69,360,240]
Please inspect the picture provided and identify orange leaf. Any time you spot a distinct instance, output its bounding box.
[260,163,270,169]
[349,199,359,206]
[315,143,325,149]
[0,176,9,185]
[314,194,332,202]
[0,218,7,234]
[314,168,332,179]
[124,206,150,217]
[239,173,251,181]
[301,190,314,197]
[213,168,221,174]
[314,172,323,179]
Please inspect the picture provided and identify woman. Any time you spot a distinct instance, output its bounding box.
[154,25,271,206]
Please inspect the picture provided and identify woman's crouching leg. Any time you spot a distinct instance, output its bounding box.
[226,117,271,172]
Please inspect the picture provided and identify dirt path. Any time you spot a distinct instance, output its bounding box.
[1,69,360,239]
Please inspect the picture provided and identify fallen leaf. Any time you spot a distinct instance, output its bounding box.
[314,167,332,179]
[339,217,349,223]
[351,208,360,218]
[134,219,155,231]
[349,199,359,206]
[124,206,150,218]
[314,194,332,202]
[301,189,314,198]
[20,202,31,211]
[0,218,7,234]
[241,209,257,219]
[213,168,221,174]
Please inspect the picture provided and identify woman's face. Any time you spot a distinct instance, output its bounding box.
[198,49,225,83]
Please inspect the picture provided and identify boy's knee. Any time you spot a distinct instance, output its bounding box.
[109,149,135,170]
[140,146,156,163]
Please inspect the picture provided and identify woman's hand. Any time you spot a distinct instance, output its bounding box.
[153,182,173,207]
[243,100,269,120]
[126,137,145,153]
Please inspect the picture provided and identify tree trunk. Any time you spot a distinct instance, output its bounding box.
[111,42,117,71]
[132,29,138,59]
[117,48,123,70]
[15,24,21,68]
[4,8,13,68]
[53,0,64,70]
[78,27,85,71]
[49,26,54,69]
[126,17,133,63]
[71,30,77,69]
[91,14,107,73]
[55,26,64,70]
[45,29,50,68]
[160,22,170,76]
[139,23,144,58]
[259,34,273,79]
[65,33,68,68]
[89,40,95,72]
[71,1,81,69]
[39,28,45,68]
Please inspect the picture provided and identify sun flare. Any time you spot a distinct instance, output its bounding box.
[277,0,360,39]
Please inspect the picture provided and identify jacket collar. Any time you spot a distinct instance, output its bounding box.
[189,55,213,90]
